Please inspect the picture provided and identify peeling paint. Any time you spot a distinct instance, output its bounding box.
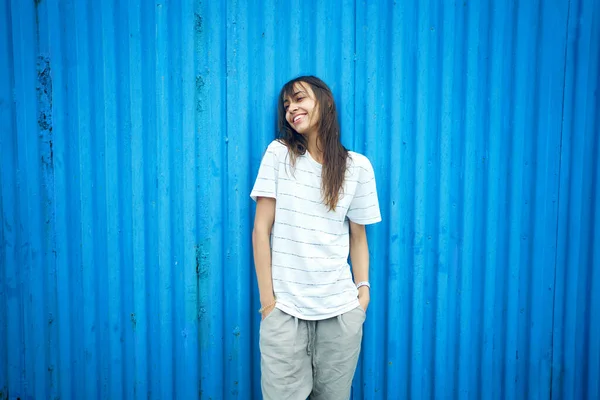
[130,313,136,330]
[36,54,53,168]
[194,242,209,278]
[194,13,202,34]
[36,55,52,130]
[195,75,205,113]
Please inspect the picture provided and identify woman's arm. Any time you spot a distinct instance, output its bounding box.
[349,221,370,311]
[252,197,277,318]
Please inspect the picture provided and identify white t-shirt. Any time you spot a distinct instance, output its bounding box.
[251,140,381,320]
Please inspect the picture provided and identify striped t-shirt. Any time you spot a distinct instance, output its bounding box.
[251,140,381,320]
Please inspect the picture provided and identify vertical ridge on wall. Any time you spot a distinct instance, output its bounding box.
[101,0,123,395]
[486,3,510,399]
[445,1,468,397]
[412,0,429,395]
[47,0,68,397]
[356,0,373,395]
[155,2,173,397]
[64,0,83,392]
[491,2,517,398]
[481,1,497,396]
[52,0,67,396]
[72,0,93,397]
[388,2,421,398]
[128,0,149,397]
[115,1,134,397]
[141,1,159,393]
[225,0,252,396]
[196,0,226,397]
[509,1,536,397]
[435,2,457,399]
[386,1,410,398]
[167,2,184,398]
[92,1,109,395]
[589,101,600,399]
[248,0,275,395]
[179,0,200,398]
[38,0,60,396]
[460,1,485,397]
[0,1,16,399]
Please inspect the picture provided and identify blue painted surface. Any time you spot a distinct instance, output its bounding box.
[0,1,598,399]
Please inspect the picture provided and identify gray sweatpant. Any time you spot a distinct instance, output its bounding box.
[259,306,365,400]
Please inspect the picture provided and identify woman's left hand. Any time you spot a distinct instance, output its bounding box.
[358,287,370,312]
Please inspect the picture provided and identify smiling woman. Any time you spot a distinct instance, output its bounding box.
[278,76,350,213]
[250,76,382,399]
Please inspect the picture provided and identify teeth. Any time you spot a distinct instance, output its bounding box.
[294,115,304,123]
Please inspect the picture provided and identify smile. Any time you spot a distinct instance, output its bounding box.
[293,114,306,124]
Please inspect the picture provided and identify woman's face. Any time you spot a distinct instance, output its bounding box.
[283,82,319,136]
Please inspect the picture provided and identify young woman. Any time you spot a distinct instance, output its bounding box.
[251,76,381,399]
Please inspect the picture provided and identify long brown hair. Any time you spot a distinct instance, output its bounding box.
[277,76,349,211]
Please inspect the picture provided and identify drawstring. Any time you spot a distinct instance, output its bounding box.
[301,317,346,356]
[293,316,299,348]
[306,322,316,356]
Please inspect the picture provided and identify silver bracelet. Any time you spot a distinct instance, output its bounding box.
[356,281,370,290]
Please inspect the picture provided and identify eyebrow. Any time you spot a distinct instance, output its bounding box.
[283,90,306,105]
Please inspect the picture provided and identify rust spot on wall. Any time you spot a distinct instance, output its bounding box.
[37,54,53,167]
[196,75,205,113]
[195,242,209,278]
[194,13,203,34]
[37,55,52,129]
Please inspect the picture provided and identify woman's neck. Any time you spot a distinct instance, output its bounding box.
[305,132,323,164]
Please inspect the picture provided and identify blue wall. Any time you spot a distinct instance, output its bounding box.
[0,0,598,399]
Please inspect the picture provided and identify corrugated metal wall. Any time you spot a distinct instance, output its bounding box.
[0,0,598,399]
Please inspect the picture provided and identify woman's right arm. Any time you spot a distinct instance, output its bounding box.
[252,196,276,318]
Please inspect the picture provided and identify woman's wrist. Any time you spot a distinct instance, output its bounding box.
[259,302,276,314]
[357,285,370,298]
[258,296,277,314]
[260,294,276,306]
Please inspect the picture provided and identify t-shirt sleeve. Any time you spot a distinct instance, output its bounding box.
[250,143,279,201]
[346,158,382,225]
